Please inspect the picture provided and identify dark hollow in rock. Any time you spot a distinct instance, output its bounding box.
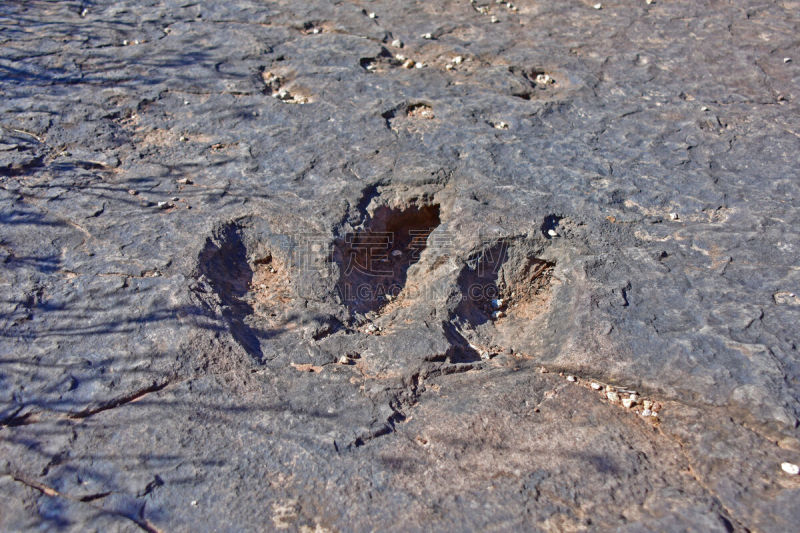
[455,239,554,328]
[508,66,556,100]
[196,223,264,361]
[333,203,441,316]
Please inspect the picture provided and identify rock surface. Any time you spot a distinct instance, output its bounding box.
[2,0,800,531]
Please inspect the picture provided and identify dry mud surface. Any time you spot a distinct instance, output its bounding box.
[2,0,800,531]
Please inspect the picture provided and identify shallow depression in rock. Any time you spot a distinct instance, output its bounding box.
[333,203,441,315]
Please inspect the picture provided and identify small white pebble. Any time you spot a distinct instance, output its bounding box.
[490,15,499,23]
[701,106,709,111]
[669,212,679,220]
[157,201,172,209]
[179,135,188,142]
[445,63,454,70]
[453,56,463,65]
[391,39,403,48]
[629,393,639,403]
[547,229,558,237]
[642,399,653,409]
[402,59,415,69]
[391,250,403,256]
[422,33,433,39]
[395,54,406,61]
[311,28,320,34]
[593,3,602,9]
[338,355,350,364]
[641,409,652,416]
[650,411,659,417]
[606,391,620,402]
[784,57,792,63]
[416,62,425,69]
[494,121,509,130]
[591,382,602,390]
[183,100,190,105]
[122,40,128,46]
[190,500,198,506]
[134,40,140,45]
[481,351,491,360]
[81,7,89,16]
[566,375,577,382]
[646,0,654,4]
[491,298,504,309]
[782,462,800,475]
[491,310,505,319]
[368,12,377,19]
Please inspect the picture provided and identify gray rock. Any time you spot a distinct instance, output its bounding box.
[1,0,799,530]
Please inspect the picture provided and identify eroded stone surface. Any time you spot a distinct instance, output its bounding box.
[2,0,800,530]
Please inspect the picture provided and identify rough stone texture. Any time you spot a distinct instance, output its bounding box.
[1,0,800,531]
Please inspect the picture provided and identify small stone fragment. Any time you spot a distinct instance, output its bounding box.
[453,56,464,65]
[128,189,138,195]
[781,462,800,475]
[606,390,620,402]
[547,229,558,237]
[784,57,792,63]
[491,310,505,319]
[338,355,350,364]
[415,62,425,69]
[179,135,188,142]
[669,212,679,220]
[480,351,490,360]
[622,397,636,408]
[641,409,652,416]
[591,382,602,390]
[490,15,499,23]
[566,375,577,382]
[391,39,403,48]
[157,201,173,209]
[539,366,548,373]
[494,121,509,130]
[421,33,433,39]
[391,250,403,256]
[368,12,377,19]
[190,500,198,506]
[593,3,602,9]
[642,399,653,409]
[402,59,415,69]
[491,298,504,309]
